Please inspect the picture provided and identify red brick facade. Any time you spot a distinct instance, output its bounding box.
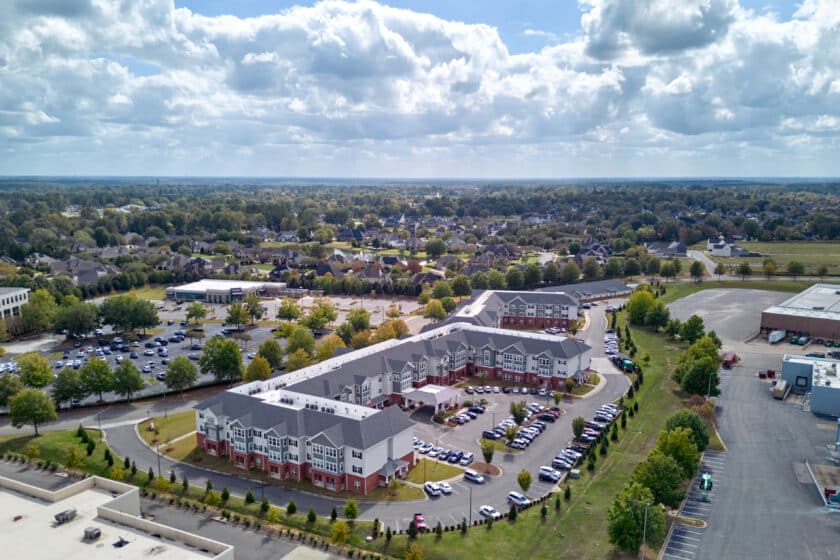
[500,316,572,329]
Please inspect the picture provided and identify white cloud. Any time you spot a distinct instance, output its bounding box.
[0,0,838,176]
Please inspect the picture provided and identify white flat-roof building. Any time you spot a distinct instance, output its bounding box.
[165,280,291,304]
[0,474,232,560]
[0,287,29,319]
[761,284,840,341]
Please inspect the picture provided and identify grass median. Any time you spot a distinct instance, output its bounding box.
[404,458,464,484]
[139,410,195,446]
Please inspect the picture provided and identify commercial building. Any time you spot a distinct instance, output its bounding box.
[760,284,840,342]
[0,287,29,319]
[194,319,591,494]
[0,474,232,560]
[780,355,840,416]
[165,279,296,304]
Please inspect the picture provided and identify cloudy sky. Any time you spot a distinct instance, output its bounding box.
[1,0,838,178]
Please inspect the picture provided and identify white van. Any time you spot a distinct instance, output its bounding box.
[464,469,485,484]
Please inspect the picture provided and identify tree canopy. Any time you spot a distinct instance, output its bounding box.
[80,358,115,401]
[166,356,199,391]
[113,361,145,399]
[99,294,158,333]
[9,388,57,436]
[607,482,666,554]
[198,336,243,382]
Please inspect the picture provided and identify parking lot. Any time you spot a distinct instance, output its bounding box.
[665,287,840,559]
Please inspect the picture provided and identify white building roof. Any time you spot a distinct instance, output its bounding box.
[764,284,840,321]
[167,279,286,293]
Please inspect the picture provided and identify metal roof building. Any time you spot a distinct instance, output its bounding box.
[760,284,840,341]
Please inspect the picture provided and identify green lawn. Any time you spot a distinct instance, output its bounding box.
[0,429,114,477]
[252,263,276,271]
[377,315,685,560]
[705,241,840,276]
[404,458,464,484]
[138,411,195,446]
[130,285,167,301]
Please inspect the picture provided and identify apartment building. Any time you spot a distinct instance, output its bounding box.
[453,290,579,330]
[0,287,29,319]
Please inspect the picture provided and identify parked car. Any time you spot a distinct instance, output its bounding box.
[479,505,501,520]
[424,482,441,497]
[130,352,139,359]
[156,373,167,382]
[463,469,484,483]
[438,481,453,495]
[538,466,562,482]
[482,430,500,440]
[459,452,474,466]
[413,513,428,532]
[507,491,530,508]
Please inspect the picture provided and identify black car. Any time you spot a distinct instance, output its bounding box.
[482,430,500,440]
[144,342,155,348]
[120,344,130,352]
[468,406,485,414]
[530,387,539,395]
[191,343,202,350]
[502,386,511,393]
[538,413,556,423]
[448,451,463,463]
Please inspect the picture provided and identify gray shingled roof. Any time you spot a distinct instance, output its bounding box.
[195,391,413,449]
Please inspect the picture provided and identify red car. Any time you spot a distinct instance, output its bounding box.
[413,513,427,532]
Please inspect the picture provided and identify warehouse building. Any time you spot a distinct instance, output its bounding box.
[781,355,840,417]
[761,284,840,342]
[165,279,295,303]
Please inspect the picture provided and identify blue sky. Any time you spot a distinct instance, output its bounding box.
[1,0,838,178]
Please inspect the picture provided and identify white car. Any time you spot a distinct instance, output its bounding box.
[479,505,501,520]
[438,481,453,495]
[492,386,500,393]
[428,447,442,458]
[507,491,530,508]
[424,481,441,497]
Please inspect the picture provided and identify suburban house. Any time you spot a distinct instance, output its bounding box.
[644,241,688,258]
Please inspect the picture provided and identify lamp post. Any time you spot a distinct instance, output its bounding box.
[163,389,168,419]
[468,484,473,526]
[707,369,714,399]
[641,502,651,558]
[156,443,162,482]
[97,411,103,441]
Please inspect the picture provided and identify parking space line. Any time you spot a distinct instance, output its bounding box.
[663,552,695,560]
[670,537,699,546]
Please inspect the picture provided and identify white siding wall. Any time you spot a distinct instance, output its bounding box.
[361,440,388,477]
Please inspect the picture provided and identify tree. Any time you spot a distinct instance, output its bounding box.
[509,400,527,425]
[266,506,280,524]
[245,355,272,382]
[664,318,681,340]
[817,264,828,280]
[198,336,244,382]
[431,281,453,299]
[286,348,312,371]
[623,258,642,278]
[386,303,401,319]
[689,260,704,282]
[762,259,776,280]
[632,449,686,508]
[287,326,315,356]
[331,519,350,544]
[626,289,655,326]
[0,373,24,406]
[582,257,600,281]
[646,257,661,277]
[307,507,317,523]
[787,260,805,279]
[523,263,542,288]
[643,301,670,331]
[315,333,346,361]
[424,299,446,321]
[655,427,700,479]
[679,314,705,344]
[245,490,256,504]
[736,261,752,280]
[504,425,519,446]
[243,293,264,324]
[343,499,359,522]
[603,257,623,279]
[221,487,230,502]
[301,298,338,331]
[553,391,563,406]
[80,358,115,401]
[99,294,158,334]
[17,353,53,388]
[286,500,296,515]
[560,262,580,284]
[505,268,525,290]
[659,261,676,281]
[426,238,446,258]
[186,303,207,324]
[276,298,302,321]
[678,356,720,396]
[9,388,57,436]
[225,302,247,330]
[405,543,424,560]
[113,361,144,399]
[572,416,586,439]
[664,409,710,451]
[258,338,284,370]
[543,261,559,283]
[440,296,456,313]
[54,301,99,339]
[166,356,199,391]
[714,262,726,279]
[486,269,507,289]
[51,368,85,407]
[480,439,495,471]
[517,469,532,494]
[20,288,57,333]
[607,482,666,554]
[346,308,371,332]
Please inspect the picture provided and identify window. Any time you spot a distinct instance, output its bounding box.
[232,427,245,438]
[352,450,363,459]
[352,466,363,474]
[354,481,361,489]
[538,356,552,376]
[503,352,525,373]
[483,350,492,366]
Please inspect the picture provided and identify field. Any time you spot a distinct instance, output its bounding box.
[130,285,167,301]
[658,279,816,305]
[404,458,464,484]
[0,429,114,477]
[705,241,840,276]
[138,411,195,446]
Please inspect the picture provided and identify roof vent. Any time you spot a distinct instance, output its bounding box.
[813,306,825,311]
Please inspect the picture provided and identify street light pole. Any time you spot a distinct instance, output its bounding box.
[468,484,473,526]
[707,370,713,399]
[641,502,651,557]
[163,389,168,419]
[97,411,102,441]
[156,443,162,481]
